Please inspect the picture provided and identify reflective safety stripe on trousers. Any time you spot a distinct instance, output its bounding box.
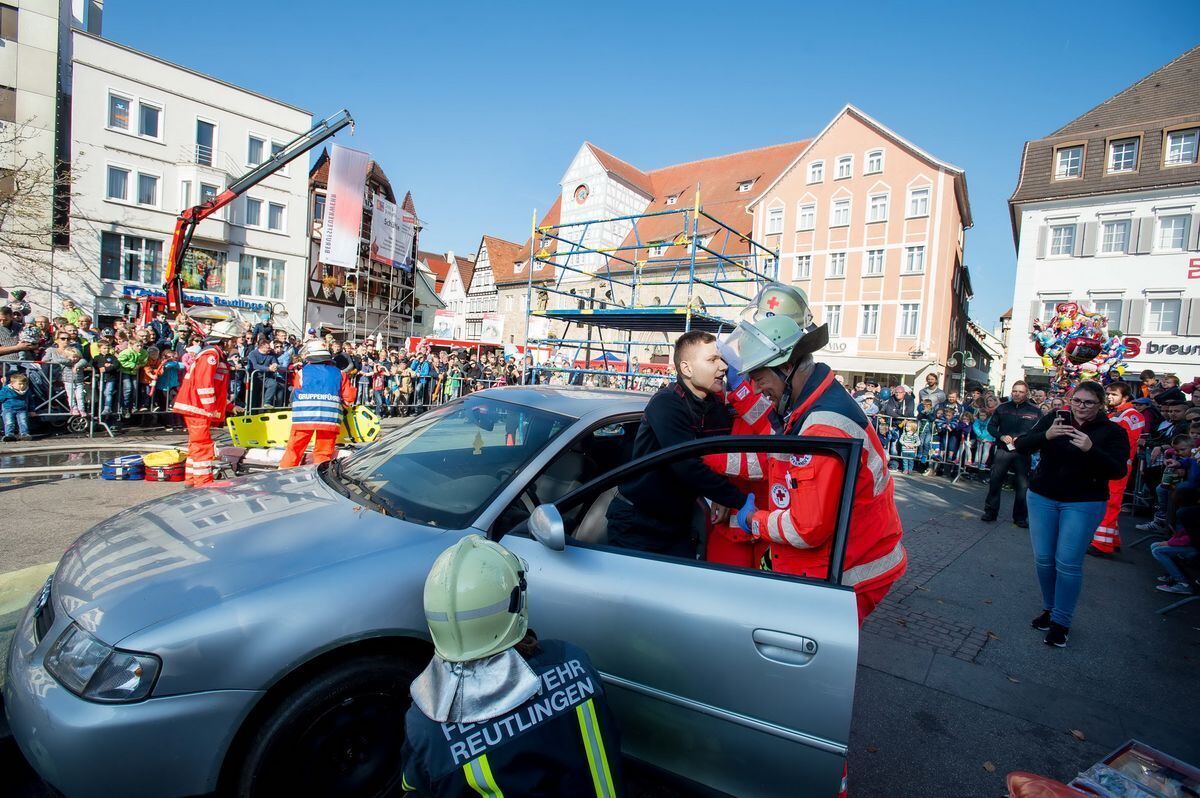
[576,698,618,798]
[841,541,905,587]
[463,754,504,797]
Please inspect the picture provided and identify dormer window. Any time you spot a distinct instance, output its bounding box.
[648,241,668,257]
[736,180,754,193]
[665,195,678,205]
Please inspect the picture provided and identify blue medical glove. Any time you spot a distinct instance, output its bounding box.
[726,364,744,390]
[736,493,756,534]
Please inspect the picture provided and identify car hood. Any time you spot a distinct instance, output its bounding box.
[54,467,436,644]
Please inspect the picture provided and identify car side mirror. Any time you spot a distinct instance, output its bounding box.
[529,504,566,551]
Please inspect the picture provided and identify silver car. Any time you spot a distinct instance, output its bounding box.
[4,387,862,798]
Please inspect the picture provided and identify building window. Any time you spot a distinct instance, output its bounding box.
[1107,138,1138,173]
[138,103,161,139]
[1049,223,1076,256]
[647,241,668,257]
[196,119,216,167]
[865,249,884,275]
[865,149,884,174]
[106,166,129,201]
[907,187,930,217]
[100,232,163,283]
[899,303,920,337]
[765,205,784,235]
[0,4,18,42]
[180,180,192,210]
[665,195,678,205]
[836,156,853,179]
[0,85,12,123]
[245,197,262,227]
[268,202,285,231]
[180,247,228,293]
[1100,219,1131,254]
[826,305,842,336]
[831,199,850,227]
[903,245,925,273]
[860,303,879,336]
[797,203,815,230]
[108,94,131,131]
[136,173,158,207]
[1155,215,1188,252]
[313,193,326,222]
[1090,298,1122,325]
[1041,300,1066,322]
[1054,145,1084,179]
[794,254,812,279]
[867,193,888,223]
[1147,298,1181,334]
[200,183,218,205]
[1164,128,1198,166]
[248,136,265,166]
[808,161,824,184]
[736,180,755,193]
[828,252,846,277]
[238,254,285,299]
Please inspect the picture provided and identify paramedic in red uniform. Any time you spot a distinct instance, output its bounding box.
[278,340,357,468]
[1089,381,1146,555]
[723,285,907,624]
[172,319,242,487]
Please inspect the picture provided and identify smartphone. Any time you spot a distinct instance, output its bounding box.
[1055,410,1072,424]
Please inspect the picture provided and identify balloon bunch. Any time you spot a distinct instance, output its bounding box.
[1031,302,1126,388]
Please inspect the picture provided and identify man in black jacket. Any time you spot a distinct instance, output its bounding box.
[606,330,748,557]
[982,381,1044,526]
[880,384,916,419]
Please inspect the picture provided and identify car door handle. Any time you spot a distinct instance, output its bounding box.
[752,628,818,667]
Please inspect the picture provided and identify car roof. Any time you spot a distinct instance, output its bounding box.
[475,385,651,419]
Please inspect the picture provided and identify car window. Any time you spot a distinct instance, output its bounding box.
[495,418,641,536]
[334,395,571,529]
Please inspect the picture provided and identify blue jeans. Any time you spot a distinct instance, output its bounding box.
[2,409,29,436]
[100,375,118,416]
[1027,490,1108,627]
[1151,543,1197,584]
[120,373,138,412]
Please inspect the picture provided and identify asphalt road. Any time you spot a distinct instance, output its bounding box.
[1,465,1197,797]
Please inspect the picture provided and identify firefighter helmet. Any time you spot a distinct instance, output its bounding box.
[208,319,242,340]
[740,282,828,355]
[722,315,806,374]
[423,535,528,663]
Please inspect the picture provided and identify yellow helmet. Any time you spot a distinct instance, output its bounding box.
[423,535,528,663]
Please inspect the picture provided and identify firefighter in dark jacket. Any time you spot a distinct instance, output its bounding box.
[981,381,1044,526]
[605,330,749,557]
[402,535,622,798]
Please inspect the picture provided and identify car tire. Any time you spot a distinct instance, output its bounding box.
[234,654,419,798]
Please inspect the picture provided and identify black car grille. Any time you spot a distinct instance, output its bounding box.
[34,586,55,643]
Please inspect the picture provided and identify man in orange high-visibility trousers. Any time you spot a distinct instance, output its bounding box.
[172,319,242,487]
[278,340,357,468]
[1090,381,1146,555]
[722,284,907,625]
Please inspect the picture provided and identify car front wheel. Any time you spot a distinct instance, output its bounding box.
[235,654,418,798]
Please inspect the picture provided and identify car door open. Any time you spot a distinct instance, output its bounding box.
[497,434,863,798]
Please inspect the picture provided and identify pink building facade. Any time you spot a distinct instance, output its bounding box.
[749,106,974,389]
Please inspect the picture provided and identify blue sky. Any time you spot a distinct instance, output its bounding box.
[106,1,1199,326]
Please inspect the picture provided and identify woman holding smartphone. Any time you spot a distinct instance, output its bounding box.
[1014,381,1130,647]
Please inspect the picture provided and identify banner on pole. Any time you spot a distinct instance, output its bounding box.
[480,312,504,344]
[319,144,371,268]
[432,309,460,339]
[369,195,416,271]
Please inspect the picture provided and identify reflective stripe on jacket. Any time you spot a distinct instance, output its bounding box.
[292,363,355,431]
[173,346,230,422]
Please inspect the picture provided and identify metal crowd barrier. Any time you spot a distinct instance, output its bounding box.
[866,413,998,482]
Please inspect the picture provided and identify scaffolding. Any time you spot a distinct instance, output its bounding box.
[523,192,780,386]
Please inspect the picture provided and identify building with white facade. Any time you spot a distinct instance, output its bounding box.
[0,0,102,314]
[61,31,312,329]
[1006,46,1200,391]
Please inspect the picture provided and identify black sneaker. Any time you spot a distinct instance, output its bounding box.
[1044,622,1069,648]
[1,434,13,442]
[1013,519,1029,529]
[980,513,997,523]
[1031,610,1052,631]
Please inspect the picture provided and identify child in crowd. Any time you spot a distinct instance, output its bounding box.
[971,409,995,471]
[156,348,183,408]
[899,420,920,474]
[61,350,88,416]
[91,340,120,418]
[860,394,880,416]
[139,346,161,411]
[0,372,33,440]
[371,364,389,417]
[927,408,945,471]
[116,338,147,416]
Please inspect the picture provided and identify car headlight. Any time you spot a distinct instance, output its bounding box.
[44,623,160,703]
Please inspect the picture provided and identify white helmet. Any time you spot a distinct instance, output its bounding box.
[208,319,242,340]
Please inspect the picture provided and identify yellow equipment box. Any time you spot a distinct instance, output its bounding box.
[226,405,382,449]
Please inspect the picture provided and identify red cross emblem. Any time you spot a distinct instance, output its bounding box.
[766,296,780,310]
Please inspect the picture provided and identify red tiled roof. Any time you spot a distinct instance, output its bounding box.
[584,142,655,196]
[417,250,474,293]
[480,235,522,276]
[402,190,416,214]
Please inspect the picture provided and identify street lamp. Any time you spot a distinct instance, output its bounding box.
[946,350,977,398]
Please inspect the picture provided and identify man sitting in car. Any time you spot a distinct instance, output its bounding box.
[604,331,750,558]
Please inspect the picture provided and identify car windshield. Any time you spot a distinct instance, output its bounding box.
[331,395,572,529]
